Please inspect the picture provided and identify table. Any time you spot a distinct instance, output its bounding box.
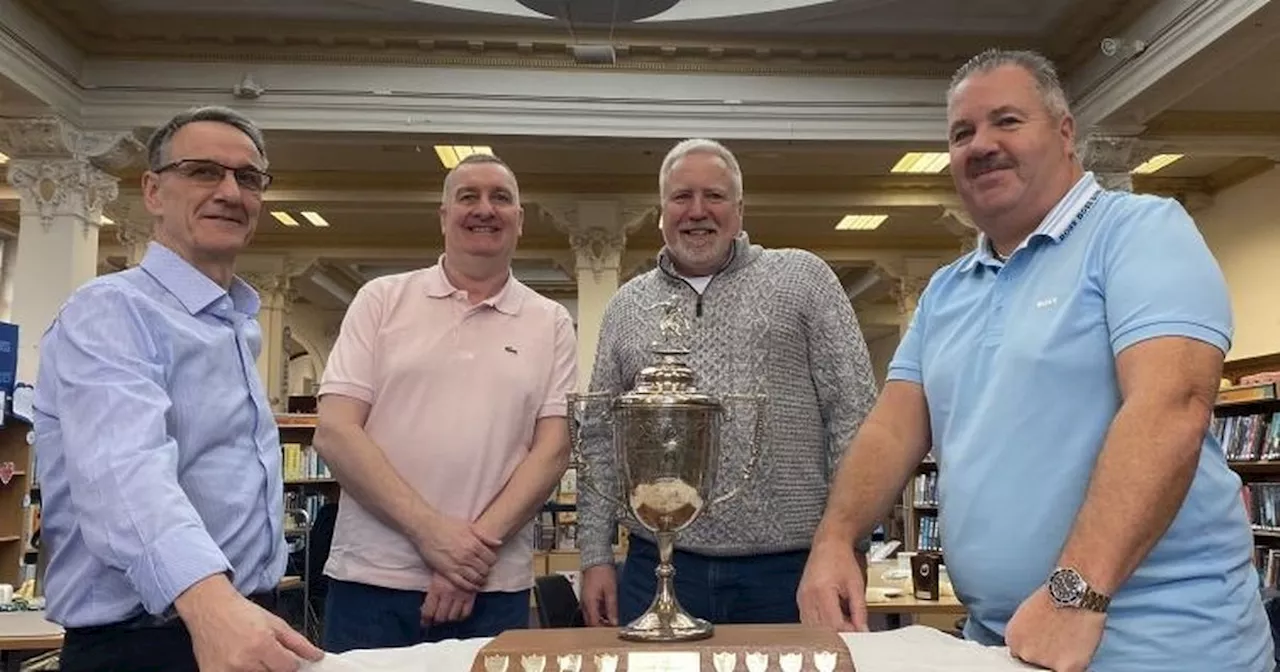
[866,593,966,616]
[0,611,62,672]
[301,625,1036,672]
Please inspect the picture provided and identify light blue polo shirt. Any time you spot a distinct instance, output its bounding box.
[889,172,1273,671]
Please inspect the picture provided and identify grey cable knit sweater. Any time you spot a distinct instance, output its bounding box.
[577,232,879,569]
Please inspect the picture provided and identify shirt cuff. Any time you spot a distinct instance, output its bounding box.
[1111,320,1231,357]
[577,533,618,570]
[886,364,923,384]
[128,522,233,615]
[317,381,374,404]
[538,399,568,418]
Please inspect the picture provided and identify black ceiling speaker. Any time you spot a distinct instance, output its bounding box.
[516,0,682,23]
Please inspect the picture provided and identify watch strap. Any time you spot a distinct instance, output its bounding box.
[1079,587,1111,613]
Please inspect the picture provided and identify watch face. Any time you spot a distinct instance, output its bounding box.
[1048,568,1083,605]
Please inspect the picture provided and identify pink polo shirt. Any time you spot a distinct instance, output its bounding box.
[318,262,576,592]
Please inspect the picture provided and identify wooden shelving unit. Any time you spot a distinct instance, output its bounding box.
[1215,374,1280,588]
[897,456,939,553]
[0,421,32,588]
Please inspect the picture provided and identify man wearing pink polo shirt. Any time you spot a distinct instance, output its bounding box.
[312,153,577,652]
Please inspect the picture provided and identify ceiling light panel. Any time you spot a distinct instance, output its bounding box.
[271,211,301,227]
[835,214,889,231]
[1130,154,1183,175]
[434,145,494,169]
[890,152,950,174]
[301,211,330,227]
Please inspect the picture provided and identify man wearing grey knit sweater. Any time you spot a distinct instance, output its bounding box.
[578,138,879,627]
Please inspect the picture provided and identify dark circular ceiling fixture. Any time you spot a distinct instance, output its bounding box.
[515,0,681,23]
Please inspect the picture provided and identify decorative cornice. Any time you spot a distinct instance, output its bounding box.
[0,117,141,170]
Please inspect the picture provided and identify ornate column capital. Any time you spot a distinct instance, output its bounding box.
[3,117,142,235]
[241,257,315,309]
[543,199,655,281]
[1082,133,1151,192]
[7,160,119,235]
[878,256,947,317]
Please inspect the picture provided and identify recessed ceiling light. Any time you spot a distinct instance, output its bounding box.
[0,152,9,164]
[271,211,300,227]
[890,152,950,174]
[434,145,494,169]
[835,214,889,231]
[1131,154,1183,174]
[301,211,330,227]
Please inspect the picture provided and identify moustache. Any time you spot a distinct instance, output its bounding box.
[966,155,1015,178]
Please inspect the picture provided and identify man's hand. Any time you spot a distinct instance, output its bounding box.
[175,575,324,672]
[797,539,868,632]
[421,573,477,627]
[1005,586,1105,672]
[580,564,619,627]
[415,515,502,591]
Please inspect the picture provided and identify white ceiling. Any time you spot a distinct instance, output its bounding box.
[93,0,1081,36]
[1172,35,1280,112]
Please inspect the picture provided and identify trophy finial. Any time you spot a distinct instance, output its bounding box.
[652,295,691,354]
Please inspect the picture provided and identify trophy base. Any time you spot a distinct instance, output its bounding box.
[471,624,857,671]
[620,610,713,642]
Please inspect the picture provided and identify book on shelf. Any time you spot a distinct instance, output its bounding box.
[282,442,332,481]
[1213,412,1280,461]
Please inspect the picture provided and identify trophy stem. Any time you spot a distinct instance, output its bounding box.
[619,531,714,642]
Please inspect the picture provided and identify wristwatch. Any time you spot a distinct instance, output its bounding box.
[1047,567,1111,613]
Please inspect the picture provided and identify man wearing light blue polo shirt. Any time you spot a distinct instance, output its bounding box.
[799,48,1273,672]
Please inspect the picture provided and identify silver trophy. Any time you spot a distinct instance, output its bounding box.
[569,296,765,642]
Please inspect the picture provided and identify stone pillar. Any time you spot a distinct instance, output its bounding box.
[1083,133,1146,192]
[884,257,946,337]
[547,200,654,390]
[2,118,140,382]
[938,208,979,257]
[0,237,18,322]
[105,196,155,267]
[241,270,295,412]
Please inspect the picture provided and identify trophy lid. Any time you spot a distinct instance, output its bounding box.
[616,296,720,409]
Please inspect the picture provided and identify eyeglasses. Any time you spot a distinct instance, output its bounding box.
[154,159,273,193]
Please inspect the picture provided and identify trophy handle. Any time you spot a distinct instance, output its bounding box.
[710,393,767,507]
[566,392,631,515]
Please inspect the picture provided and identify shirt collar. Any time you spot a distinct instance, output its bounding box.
[959,172,1102,273]
[423,256,523,315]
[139,241,260,316]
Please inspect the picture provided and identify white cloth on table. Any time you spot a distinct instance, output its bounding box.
[301,626,1036,671]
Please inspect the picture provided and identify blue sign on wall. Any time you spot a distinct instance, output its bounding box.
[0,322,16,394]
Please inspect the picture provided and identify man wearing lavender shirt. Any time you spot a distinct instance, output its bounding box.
[33,106,321,672]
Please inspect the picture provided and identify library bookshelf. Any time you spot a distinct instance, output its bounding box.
[1213,379,1280,588]
[0,421,31,588]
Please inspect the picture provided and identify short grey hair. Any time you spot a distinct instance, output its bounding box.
[440,152,519,203]
[145,105,267,171]
[948,49,1071,121]
[658,138,744,201]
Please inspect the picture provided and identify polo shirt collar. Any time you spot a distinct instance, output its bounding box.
[959,172,1102,273]
[139,241,260,316]
[424,255,523,315]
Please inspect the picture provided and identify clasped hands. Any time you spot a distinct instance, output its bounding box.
[797,541,1104,672]
[415,514,503,627]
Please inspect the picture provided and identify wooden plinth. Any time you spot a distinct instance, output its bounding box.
[472,624,854,671]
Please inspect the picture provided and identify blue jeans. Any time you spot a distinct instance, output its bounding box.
[618,536,808,625]
[322,578,530,653]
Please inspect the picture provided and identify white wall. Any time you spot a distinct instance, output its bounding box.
[1197,166,1280,361]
